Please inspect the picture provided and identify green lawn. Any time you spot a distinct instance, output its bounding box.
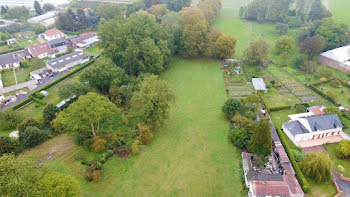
[307,179,338,197]
[316,82,350,107]
[1,62,46,87]
[84,45,102,56]
[40,58,244,196]
[327,0,350,25]
[326,143,350,177]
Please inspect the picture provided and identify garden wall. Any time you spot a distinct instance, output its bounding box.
[319,55,350,74]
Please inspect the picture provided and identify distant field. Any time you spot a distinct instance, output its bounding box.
[327,0,350,25]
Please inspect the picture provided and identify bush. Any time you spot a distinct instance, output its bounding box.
[0,136,18,156]
[0,110,23,130]
[42,104,60,125]
[330,79,342,88]
[295,105,307,113]
[299,153,332,183]
[131,139,141,155]
[17,118,41,133]
[137,123,153,145]
[222,98,243,118]
[84,139,92,150]
[19,126,48,148]
[74,135,84,146]
[92,170,103,183]
[268,105,291,112]
[335,140,350,159]
[91,136,107,153]
[228,128,249,148]
[291,149,305,162]
[33,92,45,99]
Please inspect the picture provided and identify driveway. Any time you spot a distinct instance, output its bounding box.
[333,171,350,197]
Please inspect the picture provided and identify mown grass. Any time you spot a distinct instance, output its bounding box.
[327,0,350,25]
[36,58,244,197]
[326,143,350,177]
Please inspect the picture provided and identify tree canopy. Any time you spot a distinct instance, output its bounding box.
[243,39,269,66]
[38,172,81,197]
[249,118,271,156]
[53,92,120,136]
[131,75,175,128]
[299,153,332,183]
[99,11,171,75]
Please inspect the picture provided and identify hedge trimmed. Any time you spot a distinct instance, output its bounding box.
[276,128,310,192]
[32,97,46,106]
[308,84,339,106]
[269,105,291,112]
[0,47,24,55]
[10,58,96,110]
[60,29,81,36]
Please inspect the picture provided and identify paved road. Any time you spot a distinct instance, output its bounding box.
[1,70,69,110]
[333,171,350,197]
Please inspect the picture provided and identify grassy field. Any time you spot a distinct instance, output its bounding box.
[316,82,350,107]
[35,58,244,196]
[1,63,45,87]
[84,45,102,56]
[327,0,350,25]
[326,143,350,177]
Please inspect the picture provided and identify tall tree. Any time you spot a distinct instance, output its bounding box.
[299,35,326,60]
[163,0,191,11]
[275,35,294,55]
[53,92,120,136]
[131,75,175,128]
[316,18,350,50]
[42,104,60,125]
[99,11,170,75]
[1,6,8,15]
[179,7,209,57]
[0,154,45,196]
[34,1,43,15]
[58,81,90,99]
[308,0,331,21]
[243,39,269,67]
[80,58,127,93]
[214,34,237,59]
[299,153,332,183]
[249,118,271,156]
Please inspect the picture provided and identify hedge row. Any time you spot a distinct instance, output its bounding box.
[269,105,291,112]
[308,84,339,106]
[10,58,96,110]
[0,47,24,55]
[0,41,7,46]
[276,128,310,192]
[60,29,81,36]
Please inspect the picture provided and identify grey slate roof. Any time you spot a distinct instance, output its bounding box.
[305,114,343,132]
[48,37,67,46]
[0,53,20,65]
[246,171,284,182]
[47,51,89,69]
[282,120,309,136]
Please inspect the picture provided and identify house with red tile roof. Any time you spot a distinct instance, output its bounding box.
[28,42,53,59]
[43,28,65,41]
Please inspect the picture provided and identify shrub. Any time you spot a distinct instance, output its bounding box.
[17,118,41,133]
[138,123,153,145]
[228,128,249,148]
[106,150,114,158]
[295,105,307,113]
[0,110,23,130]
[74,135,84,146]
[222,98,243,118]
[299,153,332,183]
[19,126,48,148]
[92,170,103,183]
[232,114,254,133]
[33,92,45,99]
[335,140,350,159]
[0,136,18,156]
[338,165,345,174]
[91,136,107,153]
[291,149,305,162]
[320,77,327,82]
[131,139,141,155]
[84,139,92,150]
[42,104,60,125]
[268,105,291,112]
[330,79,342,88]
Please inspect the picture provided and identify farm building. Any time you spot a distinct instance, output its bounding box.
[6,38,16,45]
[319,45,350,73]
[282,109,345,147]
[46,51,90,72]
[28,11,57,27]
[252,78,267,92]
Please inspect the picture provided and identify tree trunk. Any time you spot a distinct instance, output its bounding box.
[91,123,96,137]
